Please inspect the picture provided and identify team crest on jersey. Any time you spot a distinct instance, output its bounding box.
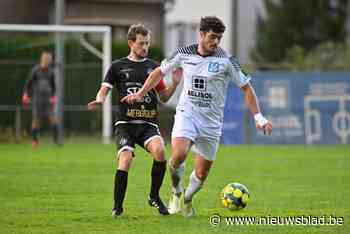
[124,72,130,79]
[208,62,219,73]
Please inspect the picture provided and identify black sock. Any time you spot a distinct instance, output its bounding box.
[31,128,39,141]
[52,124,58,143]
[114,169,128,210]
[150,160,166,199]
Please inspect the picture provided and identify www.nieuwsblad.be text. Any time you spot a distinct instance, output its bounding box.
[209,214,344,226]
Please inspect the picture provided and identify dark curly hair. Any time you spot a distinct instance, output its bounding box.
[199,16,226,34]
[127,24,150,41]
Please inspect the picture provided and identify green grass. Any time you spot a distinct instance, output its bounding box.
[0,140,349,233]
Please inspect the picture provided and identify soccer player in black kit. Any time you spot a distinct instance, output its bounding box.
[88,24,181,217]
[22,51,58,147]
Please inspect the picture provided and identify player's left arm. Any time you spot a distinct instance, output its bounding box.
[228,56,272,135]
[241,83,272,135]
[88,64,114,110]
[158,68,182,102]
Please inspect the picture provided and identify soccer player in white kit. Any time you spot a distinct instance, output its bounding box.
[122,16,273,217]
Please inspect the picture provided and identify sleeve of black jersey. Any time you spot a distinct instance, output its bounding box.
[149,59,160,67]
[102,65,115,89]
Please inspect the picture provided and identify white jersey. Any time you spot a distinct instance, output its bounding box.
[161,44,251,136]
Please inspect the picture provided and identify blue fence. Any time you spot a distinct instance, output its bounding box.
[221,72,350,145]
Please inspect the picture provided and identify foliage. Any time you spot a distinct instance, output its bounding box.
[254,0,348,63]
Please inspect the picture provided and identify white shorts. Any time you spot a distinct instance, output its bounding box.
[171,113,220,161]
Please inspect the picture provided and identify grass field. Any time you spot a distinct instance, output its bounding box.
[1,140,349,234]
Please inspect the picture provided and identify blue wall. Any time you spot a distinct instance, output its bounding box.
[221,72,350,145]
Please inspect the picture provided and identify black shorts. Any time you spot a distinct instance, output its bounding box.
[115,123,161,156]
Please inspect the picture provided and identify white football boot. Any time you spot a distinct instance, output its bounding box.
[182,199,196,218]
[168,193,182,214]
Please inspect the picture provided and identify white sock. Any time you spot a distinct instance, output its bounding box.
[169,160,185,195]
[184,170,203,202]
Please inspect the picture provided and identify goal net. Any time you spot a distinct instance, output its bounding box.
[0,24,112,144]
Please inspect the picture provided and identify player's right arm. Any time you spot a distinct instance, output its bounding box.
[87,65,114,110]
[87,85,111,110]
[22,68,36,105]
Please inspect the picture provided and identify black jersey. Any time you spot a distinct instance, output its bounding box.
[24,65,55,105]
[103,57,164,125]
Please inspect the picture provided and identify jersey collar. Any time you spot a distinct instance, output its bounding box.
[127,56,147,63]
[196,44,219,58]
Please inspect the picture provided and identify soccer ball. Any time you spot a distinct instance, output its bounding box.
[221,182,250,210]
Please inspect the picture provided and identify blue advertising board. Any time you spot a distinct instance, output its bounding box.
[220,82,245,145]
[249,72,350,144]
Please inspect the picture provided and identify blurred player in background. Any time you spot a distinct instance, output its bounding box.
[122,16,273,217]
[22,51,58,147]
[88,24,181,217]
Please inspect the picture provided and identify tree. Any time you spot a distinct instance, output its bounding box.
[253,0,348,63]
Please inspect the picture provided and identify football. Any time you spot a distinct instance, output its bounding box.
[221,182,250,210]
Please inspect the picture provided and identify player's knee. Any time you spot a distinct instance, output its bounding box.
[118,160,132,171]
[153,149,165,162]
[171,150,187,165]
[196,169,208,181]
[117,151,133,171]
[147,137,165,159]
[150,145,165,161]
[170,155,185,169]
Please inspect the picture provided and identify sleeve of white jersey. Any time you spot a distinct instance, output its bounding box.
[160,51,182,74]
[227,56,251,88]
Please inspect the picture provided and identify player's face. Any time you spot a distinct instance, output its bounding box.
[40,53,52,69]
[129,34,150,59]
[200,30,223,55]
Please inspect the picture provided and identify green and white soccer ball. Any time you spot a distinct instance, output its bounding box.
[221,182,250,210]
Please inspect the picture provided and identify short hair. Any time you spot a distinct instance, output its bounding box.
[199,16,226,34]
[127,24,150,41]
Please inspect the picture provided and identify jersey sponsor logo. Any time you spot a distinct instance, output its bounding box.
[126,86,152,103]
[192,76,207,91]
[188,76,213,108]
[208,62,219,73]
[191,100,211,108]
[126,106,157,119]
[187,90,213,99]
